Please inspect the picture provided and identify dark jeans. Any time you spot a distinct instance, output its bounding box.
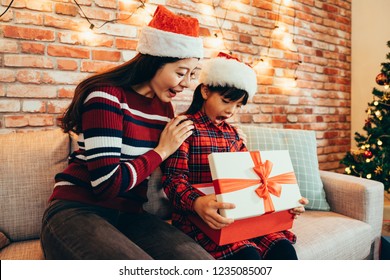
[41,200,214,260]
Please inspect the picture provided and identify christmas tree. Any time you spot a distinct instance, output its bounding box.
[340,40,390,192]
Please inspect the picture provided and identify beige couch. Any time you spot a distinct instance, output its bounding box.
[0,127,384,260]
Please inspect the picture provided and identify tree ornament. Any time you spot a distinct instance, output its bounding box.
[375,72,388,85]
[374,166,383,175]
[364,150,373,158]
[364,119,371,128]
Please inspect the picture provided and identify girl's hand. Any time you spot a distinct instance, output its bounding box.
[154,115,194,161]
[290,197,309,219]
[193,194,235,230]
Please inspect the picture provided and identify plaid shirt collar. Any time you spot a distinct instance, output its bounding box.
[190,110,231,131]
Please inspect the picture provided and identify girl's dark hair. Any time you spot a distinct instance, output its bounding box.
[183,84,249,115]
[60,53,181,134]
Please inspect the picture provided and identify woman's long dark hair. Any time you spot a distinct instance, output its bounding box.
[183,84,249,115]
[61,53,181,134]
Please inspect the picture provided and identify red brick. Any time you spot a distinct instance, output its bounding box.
[58,87,75,99]
[92,50,121,62]
[28,114,54,127]
[48,100,70,114]
[0,39,18,53]
[81,61,120,73]
[116,38,137,50]
[22,101,46,113]
[14,11,44,25]
[7,84,57,98]
[21,42,45,54]
[44,15,83,31]
[4,55,54,69]
[4,115,29,128]
[57,59,78,71]
[16,70,41,84]
[26,0,52,12]
[0,100,21,112]
[48,45,90,59]
[3,26,55,41]
[55,3,78,16]
[0,69,16,82]
[95,0,117,9]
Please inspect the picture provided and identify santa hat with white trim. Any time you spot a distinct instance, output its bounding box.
[136,5,203,59]
[199,52,258,100]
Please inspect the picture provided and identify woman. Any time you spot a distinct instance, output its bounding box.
[40,5,213,260]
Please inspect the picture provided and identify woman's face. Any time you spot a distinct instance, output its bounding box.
[150,58,199,103]
[201,85,245,126]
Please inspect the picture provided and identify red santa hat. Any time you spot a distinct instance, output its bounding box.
[136,5,203,59]
[199,52,258,100]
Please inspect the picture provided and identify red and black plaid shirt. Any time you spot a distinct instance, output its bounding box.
[162,111,296,260]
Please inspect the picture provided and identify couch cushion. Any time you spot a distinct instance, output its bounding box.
[0,239,44,260]
[0,231,10,250]
[242,126,330,210]
[0,129,69,241]
[292,211,373,259]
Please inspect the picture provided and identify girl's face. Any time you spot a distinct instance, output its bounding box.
[150,58,199,102]
[200,85,244,126]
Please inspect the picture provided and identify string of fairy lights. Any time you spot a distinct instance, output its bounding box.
[0,0,301,87]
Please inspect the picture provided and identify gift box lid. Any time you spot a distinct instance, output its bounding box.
[208,150,303,220]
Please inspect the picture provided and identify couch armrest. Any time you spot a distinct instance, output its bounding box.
[319,170,384,259]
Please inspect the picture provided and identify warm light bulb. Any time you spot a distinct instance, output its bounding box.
[273,24,286,37]
[200,5,214,15]
[207,36,224,49]
[374,101,379,106]
[366,174,372,179]
[345,167,351,174]
[284,78,297,88]
[375,110,381,117]
[378,140,383,146]
[254,58,270,70]
[139,6,153,23]
[283,35,295,50]
[365,159,371,163]
[82,25,95,42]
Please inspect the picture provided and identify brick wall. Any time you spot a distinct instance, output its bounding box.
[0,0,351,172]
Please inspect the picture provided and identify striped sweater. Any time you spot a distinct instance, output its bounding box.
[51,85,174,213]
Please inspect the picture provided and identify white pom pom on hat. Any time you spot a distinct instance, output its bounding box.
[199,52,258,100]
[136,5,203,59]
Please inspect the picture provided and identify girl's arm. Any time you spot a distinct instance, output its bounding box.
[162,140,204,212]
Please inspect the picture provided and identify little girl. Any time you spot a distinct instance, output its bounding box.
[162,52,308,260]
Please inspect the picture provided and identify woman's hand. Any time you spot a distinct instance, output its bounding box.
[193,194,235,230]
[290,197,309,219]
[154,115,194,161]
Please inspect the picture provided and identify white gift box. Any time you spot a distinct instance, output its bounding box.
[208,150,302,220]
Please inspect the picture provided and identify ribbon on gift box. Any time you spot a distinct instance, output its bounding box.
[213,151,297,213]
